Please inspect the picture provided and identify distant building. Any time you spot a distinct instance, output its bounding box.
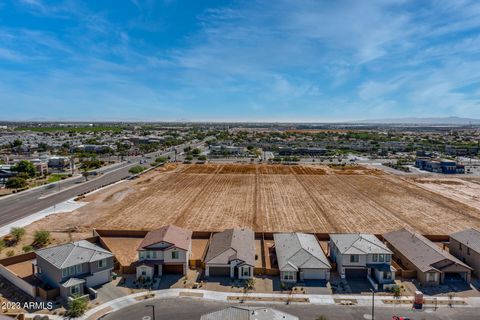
[31,159,48,176]
[445,145,479,156]
[210,145,246,155]
[278,147,327,156]
[48,156,69,169]
[415,157,464,174]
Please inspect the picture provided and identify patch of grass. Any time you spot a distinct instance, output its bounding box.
[47,174,68,183]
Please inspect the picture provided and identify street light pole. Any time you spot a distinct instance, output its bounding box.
[371,289,375,320]
[146,304,155,320]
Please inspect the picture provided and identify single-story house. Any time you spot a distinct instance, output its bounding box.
[135,225,192,280]
[200,306,298,320]
[273,232,331,283]
[204,228,255,279]
[35,240,114,299]
[384,228,472,286]
[449,228,480,276]
[329,233,395,288]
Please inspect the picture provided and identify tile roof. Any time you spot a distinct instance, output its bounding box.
[274,233,331,271]
[205,228,255,266]
[138,225,192,251]
[450,228,480,254]
[329,233,391,255]
[200,306,298,320]
[36,240,113,269]
[384,228,472,273]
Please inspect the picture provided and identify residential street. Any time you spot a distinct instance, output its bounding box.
[101,297,480,320]
[0,142,202,227]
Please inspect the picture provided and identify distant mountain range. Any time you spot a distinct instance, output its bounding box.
[351,116,480,125]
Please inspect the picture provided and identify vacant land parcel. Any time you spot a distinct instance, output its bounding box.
[30,164,480,235]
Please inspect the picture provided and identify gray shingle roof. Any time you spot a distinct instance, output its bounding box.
[205,228,255,266]
[61,277,85,288]
[450,228,480,254]
[274,233,331,271]
[330,233,391,255]
[36,240,113,269]
[384,228,472,273]
[200,306,298,320]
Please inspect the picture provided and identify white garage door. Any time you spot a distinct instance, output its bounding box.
[302,268,326,280]
[86,269,111,287]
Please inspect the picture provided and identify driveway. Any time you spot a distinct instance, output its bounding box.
[94,279,130,304]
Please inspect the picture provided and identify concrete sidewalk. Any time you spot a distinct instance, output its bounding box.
[82,288,478,320]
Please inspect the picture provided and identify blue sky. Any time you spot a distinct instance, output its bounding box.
[1,0,480,122]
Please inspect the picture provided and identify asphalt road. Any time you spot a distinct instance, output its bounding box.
[0,142,203,227]
[101,297,480,320]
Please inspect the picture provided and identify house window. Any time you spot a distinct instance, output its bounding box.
[350,255,359,263]
[37,266,42,274]
[68,266,75,276]
[141,267,147,276]
[385,255,391,262]
[171,251,179,259]
[70,284,81,295]
[372,254,378,262]
[150,251,157,259]
[283,271,295,281]
[379,254,385,262]
[98,259,106,268]
[383,271,391,280]
[467,247,470,255]
[427,272,437,282]
[62,268,68,277]
[75,264,82,274]
[139,251,145,260]
[242,266,251,277]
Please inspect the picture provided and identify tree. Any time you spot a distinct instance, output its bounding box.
[0,239,5,252]
[12,139,22,147]
[33,230,50,248]
[129,166,146,174]
[6,177,27,189]
[22,245,33,253]
[155,156,167,163]
[185,155,194,161]
[316,316,328,320]
[12,160,36,178]
[192,148,201,155]
[66,295,88,317]
[197,155,207,161]
[10,227,26,243]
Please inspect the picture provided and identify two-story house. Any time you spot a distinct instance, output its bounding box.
[135,225,192,280]
[329,233,395,289]
[35,240,114,300]
[450,228,480,276]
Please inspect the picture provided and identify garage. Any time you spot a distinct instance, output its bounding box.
[86,269,111,287]
[302,268,327,280]
[208,266,231,277]
[345,268,367,278]
[163,264,184,274]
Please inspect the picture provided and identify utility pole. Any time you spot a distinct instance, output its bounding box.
[371,289,375,320]
[146,304,155,320]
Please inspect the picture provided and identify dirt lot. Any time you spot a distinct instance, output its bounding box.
[20,163,480,239]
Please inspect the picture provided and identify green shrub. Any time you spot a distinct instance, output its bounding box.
[33,230,50,248]
[66,295,88,317]
[10,227,26,243]
[22,245,33,253]
[129,166,146,174]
